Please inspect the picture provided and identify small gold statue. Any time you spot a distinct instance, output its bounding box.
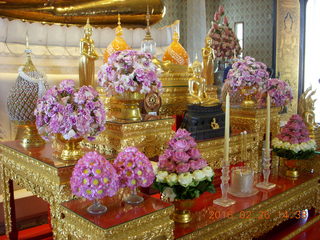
[202,35,215,86]
[188,56,219,106]
[79,18,99,87]
[298,86,319,139]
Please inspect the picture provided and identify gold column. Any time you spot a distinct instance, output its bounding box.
[276,0,300,119]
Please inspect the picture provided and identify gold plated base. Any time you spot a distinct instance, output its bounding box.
[172,210,192,223]
[285,169,299,178]
[213,198,236,207]
[57,135,83,161]
[15,121,45,148]
[256,182,276,190]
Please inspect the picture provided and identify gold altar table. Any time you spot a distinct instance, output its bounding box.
[175,171,320,239]
[0,141,80,239]
[58,194,174,240]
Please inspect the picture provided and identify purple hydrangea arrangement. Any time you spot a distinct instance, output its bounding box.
[70,151,119,200]
[272,114,316,159]
[34,79,106,140]
[154,129,215,200]
[266,78,293,107]
[227,56,269,96]
[113,147,155,189]
[97,50,162,96]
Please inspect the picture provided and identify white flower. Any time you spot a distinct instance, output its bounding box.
[162,187,176,202]
[202,166,214,180]
[151,161,158,174]
[192,170,206,182]
[156,171,168,183]
[166,173,178,186]
[178,172,193,187]
[63,129,76,140]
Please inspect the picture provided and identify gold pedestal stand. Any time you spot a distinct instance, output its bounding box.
[14,121,45,148]
[82,118,174,158]
[172,210,192,223]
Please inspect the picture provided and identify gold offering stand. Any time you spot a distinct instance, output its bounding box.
[82,117,175,159]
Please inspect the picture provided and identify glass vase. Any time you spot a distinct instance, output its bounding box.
[87,199,107,215]
[125,187,144,205]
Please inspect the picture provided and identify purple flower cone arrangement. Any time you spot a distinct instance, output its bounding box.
[272,114,316,159]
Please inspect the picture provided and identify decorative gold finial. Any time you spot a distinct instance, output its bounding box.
[23,33,36,72]
[144,4,153,40]
[115,13,123,37]
[173,31,179,42]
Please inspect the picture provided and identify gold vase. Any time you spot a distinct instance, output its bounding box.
[283,159,299,178]
[172,199,194,223]
[15,121,45,148]
[109,92,144,121]
[241,86,256,108]
[56,134,83,161]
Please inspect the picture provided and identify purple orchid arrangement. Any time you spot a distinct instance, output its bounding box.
[70,151,119,200]
[113,147,155,189]
[97,50,162,96]
[154,129,214,200]
[227,56,269,95]
[34,79,106,140]
[272,114,316,159]
[266,78,293,107]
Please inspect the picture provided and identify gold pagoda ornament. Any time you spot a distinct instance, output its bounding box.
[79,18,99,87]
[103,14,131,63]
[162,31,189,66]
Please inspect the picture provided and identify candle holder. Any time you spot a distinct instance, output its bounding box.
[256,148,276,190]
[213,162,236,207]
[229,166,258,197]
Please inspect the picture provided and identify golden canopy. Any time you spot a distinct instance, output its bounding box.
[0,0,165,27]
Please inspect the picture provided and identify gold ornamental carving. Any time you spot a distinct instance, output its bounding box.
[82,118,175,158]
[211,118,220,130]
[0,0,164,27]
[79,19,98,88]
[57,202,174,240]
[0,143,74,239]
[180,176,320,240]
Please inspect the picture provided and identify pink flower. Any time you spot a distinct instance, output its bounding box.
[189,148,201,159]
[214,12,220,22]
[173,151,190,163]
[173,140,190,152]
[223,16,229,25]
[190,159,207,171]
[218,5,224,15]
[176,163,190,173]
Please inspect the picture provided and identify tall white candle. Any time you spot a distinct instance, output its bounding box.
[266,94,271,158]
[224,93,230,162]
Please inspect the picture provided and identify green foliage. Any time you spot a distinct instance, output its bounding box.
[153,178,215,200]
[273,148,315,160]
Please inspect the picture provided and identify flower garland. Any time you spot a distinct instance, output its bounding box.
[154,129,215,200]
[272,114,316,159]
[70,152,119,200]
[34,79,106,140]
[97,50,162,96]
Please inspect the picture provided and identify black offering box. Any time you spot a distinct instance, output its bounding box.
[181,104,226,141]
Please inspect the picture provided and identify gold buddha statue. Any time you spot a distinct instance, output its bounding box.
[103,14,131,63]
[163,31,189,66]
[202,35,215,86]
[188,56,219,106]
[79,19,99,87]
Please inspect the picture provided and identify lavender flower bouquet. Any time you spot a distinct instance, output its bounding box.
[97,50,162,96]
[34,79,106,141]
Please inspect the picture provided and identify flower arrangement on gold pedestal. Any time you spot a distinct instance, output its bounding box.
[70,151,120,215]
[257,78,293,107]
[208,5,241,59]
[34,79,106,161]
[226,56,269,107]
[97,50,162,121]
[272,114,317,177]
[153,129,215,223]
[113,147,155,205]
